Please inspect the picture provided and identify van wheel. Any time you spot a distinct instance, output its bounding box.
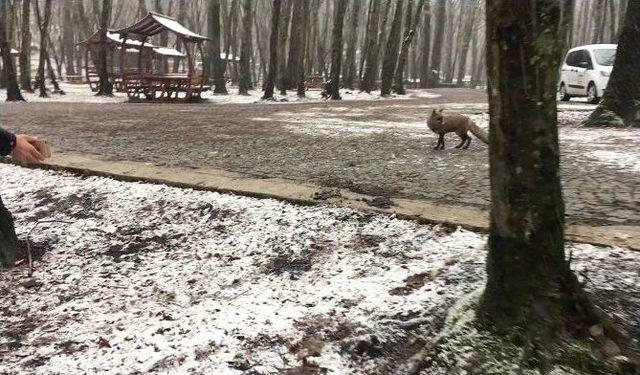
[558,83,571,101]
[587,82,600,104]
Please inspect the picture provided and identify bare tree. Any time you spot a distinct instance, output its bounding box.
[297,0,310,97]
[342,0,362,90]
[19,0,32,92]
[418,0,432,88]
[34,0,52,98]
[62,1,76,76]
[380,0,404,96]
[277,0,293,95]
[583,0,640,127]
[0,0,25,101]
[262,0,282,100]
[238,0,253,95]
[393,0,426,94]
[208,0,227,94]
[455,0,479,87]
[96,0,114,96]
[428,0,445,86]
[360,0,382,93]
[327,0,348,99]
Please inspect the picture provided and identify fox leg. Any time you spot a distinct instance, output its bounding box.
[463,134,472,149]
[435,133,445,149]
[454,133,466,148]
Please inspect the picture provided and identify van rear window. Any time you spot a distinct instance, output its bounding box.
[593,49,616,66]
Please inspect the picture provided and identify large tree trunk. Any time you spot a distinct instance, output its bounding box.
[238,0,253,95]
[208,0,227,94]
[327,0,347,100]
[19,0,33,92]
[95,0,113,96]
[393,0,426,94]
[583,0,640,128]
[380,0,404,96]
[0,0,25,101]
[360,0,382,93]
[277,0,293,95]
[418,0,432,88]
[286,0,305,91]
[480,0,583,347]
[262,0,281,100]
[428,0,445,86]
[342,0,362,90]
[34,0,52,98]
[62,2,76,76]
[0,195,20,267]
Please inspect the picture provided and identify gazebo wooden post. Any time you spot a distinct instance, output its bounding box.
[183,36,194,99]
[84,44,91,88]
[197,41,206,97]
[120,33,129,97]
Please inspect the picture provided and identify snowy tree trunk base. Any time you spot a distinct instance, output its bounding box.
[0,195,19,266]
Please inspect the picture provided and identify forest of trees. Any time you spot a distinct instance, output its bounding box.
[0,0,630,100]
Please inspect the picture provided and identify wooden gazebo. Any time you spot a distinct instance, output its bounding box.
[77,31,155,92]
[112,12,210,101]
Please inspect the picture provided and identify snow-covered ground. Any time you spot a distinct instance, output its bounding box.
[1,164,638,374]
[1,83,441,104]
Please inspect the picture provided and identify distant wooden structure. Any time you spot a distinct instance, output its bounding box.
[112,12,210,101]
[77,31,155,91]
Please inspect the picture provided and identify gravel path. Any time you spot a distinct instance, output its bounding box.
[2,88,638,226]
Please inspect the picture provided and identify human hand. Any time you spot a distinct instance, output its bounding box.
[11,135,45,164]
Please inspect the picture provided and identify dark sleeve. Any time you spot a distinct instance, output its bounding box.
[0,127,17,157]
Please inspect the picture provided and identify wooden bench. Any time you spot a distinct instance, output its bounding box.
[304,76,325,90]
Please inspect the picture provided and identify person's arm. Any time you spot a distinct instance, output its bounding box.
[0,127,17,157]
[0,127,45,163]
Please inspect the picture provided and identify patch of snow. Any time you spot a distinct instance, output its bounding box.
[0,164,637,374]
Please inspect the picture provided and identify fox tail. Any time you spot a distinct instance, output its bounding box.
[468,122,489,144]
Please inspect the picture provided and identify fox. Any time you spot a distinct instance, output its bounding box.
[427,109,488,150]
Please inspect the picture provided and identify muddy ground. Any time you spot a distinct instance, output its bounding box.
[1,88,638,226]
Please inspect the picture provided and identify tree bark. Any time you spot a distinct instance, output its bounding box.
[62,1,76,76]
[428,0,445,86]
[208,0,227,94]
[0,0,25,101]
[418,0,432,88]
[297,0,310,97]
[262,0,281,100]
[591,0,606,43]
[582,0,640,127]
[34,0,52,98]
[137,0,147,19]
[19,0,32,92]
[277,0,293,95]
[238,0,253,95]
[455,0,479,87]
[95,0,113,96]
[393,0,426,94]
[342,0,362,90]
[286,0,305,91]
[0,195,20,267]
[360,0,382,93]
[380,0,404,96]
[481,0,578,340]
[327,0,347,100]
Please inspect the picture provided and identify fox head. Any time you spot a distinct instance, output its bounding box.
[428,108,445,126]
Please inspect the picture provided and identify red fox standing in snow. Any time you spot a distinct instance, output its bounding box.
[427,109,488,150]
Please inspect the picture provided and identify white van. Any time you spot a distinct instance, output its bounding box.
[558,44,616,104]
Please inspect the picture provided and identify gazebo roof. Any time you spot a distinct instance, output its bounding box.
[153,47,186,57]
[78,31,155,48]
[113,12,209,42]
